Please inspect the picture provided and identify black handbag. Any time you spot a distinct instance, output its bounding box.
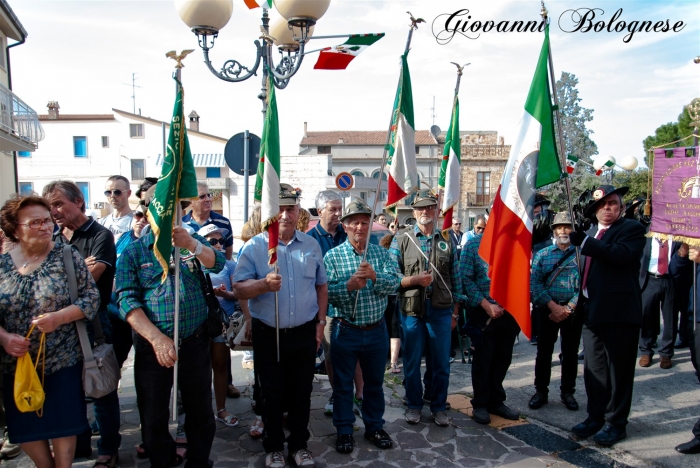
[192,258,228,338]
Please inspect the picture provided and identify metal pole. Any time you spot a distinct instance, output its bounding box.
[694,126,699,331]
[541,5,580,266]
[244,130,250,222]
[172,69,182,421]
[351,15,418,320]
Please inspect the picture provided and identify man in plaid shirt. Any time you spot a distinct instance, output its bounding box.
[528,211,582,413]
[324,199,400,454]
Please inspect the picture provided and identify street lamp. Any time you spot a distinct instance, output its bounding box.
[176,0,330,107]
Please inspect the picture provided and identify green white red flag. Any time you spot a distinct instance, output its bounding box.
[478,25,562,339]
[313,34,384,70]
[254,76,281,265]
[148,78,199,282]
[439,96,461,234]
[385,51,418,213]
[566,154,578,174]
[244,0,272,9]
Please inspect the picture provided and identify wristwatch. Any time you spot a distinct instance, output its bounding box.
[192,240,203,256]
[318,319,327,325]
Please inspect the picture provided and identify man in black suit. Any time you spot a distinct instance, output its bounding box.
[638,229,678,369]
[569,185,646,447]
[447,217,463,252]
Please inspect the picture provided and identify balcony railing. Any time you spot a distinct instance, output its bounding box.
[467,192,491,206]
[0,82,44,147]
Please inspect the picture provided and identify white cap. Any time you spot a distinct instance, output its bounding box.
[197,224,228,238]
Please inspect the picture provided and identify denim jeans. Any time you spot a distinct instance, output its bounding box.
[331,319,389,435]
[133,329,215,468]
[399,300,452,412]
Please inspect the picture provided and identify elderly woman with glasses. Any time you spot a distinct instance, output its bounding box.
[0,195,100,467]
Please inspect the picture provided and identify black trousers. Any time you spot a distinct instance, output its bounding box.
[252,318,316,454]
[470,308,520,409]
[133,330,215,468]
[582,321,639,428]
[639,276,676,358]
[533,305,584,395]
[686,320,700,439]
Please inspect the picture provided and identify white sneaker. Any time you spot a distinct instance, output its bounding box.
[289,449,315,467]
[265,451,285,468]
[324,396,334,415]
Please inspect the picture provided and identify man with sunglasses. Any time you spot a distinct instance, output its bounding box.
[98,175,134,240]
[183,182,234,260]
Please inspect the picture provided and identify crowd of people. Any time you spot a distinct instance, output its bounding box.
[0,176,700,468]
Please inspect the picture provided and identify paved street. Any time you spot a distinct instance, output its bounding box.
[4,330,700,467]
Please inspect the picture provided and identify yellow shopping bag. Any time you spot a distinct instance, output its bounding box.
[14,323,45,416]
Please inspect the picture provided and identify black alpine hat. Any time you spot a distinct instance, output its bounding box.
[584,185,629,217]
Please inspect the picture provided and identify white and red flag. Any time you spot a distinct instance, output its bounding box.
[385,51,418,213]
[313,34,384,70]
[478,25,562,338]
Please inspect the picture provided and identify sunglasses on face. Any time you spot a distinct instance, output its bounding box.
[198,193,213,200]
[475,226,485,231]
[104,190,124,196]
[133,212,145,220]
[207,238,224,246]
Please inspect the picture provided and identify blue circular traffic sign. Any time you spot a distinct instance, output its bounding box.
[336,172,354,191]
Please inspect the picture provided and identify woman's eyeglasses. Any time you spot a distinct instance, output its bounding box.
[19,218,54,229]
[207,238,224,246]
[104,190,124,196]
[198,193,213,200]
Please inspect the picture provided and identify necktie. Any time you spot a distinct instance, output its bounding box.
[657,240,668,275]
[582,228,607,291]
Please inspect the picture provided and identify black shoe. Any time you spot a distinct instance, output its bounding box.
[472,407,491,425]
[571,417,605,438]
[676,339,690,349]
[676,438,700,454]
[364,429,392,449]
[490,404,519,420]
[592,424,627,446]
[335,434,354,454]
[528,392,548,409]
[561,393,579,411]
[530,336,538,345]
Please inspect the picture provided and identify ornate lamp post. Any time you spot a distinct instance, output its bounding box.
[175,0,331,112]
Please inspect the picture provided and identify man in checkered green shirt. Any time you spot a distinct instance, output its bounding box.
[324,199,400,454]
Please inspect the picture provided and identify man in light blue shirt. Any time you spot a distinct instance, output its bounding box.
[233,183,328,468]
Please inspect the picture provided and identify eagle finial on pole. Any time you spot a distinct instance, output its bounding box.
[166,49,195,69]
[406,11,425,30]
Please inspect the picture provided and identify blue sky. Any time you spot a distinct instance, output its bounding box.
[9,0,700,168]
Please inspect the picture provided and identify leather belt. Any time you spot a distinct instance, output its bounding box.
[648,272,669,279]
[253,318,315,334]
[338,318,384,331]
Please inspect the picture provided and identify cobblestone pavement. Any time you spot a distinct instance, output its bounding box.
[3,348,635,468]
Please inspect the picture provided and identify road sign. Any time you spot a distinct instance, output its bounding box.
[224,132,261,176]
[335,172,354,191]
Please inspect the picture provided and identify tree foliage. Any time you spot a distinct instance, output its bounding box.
[612,168,650,202]
[542,72,599,211]
[642,105,696,166]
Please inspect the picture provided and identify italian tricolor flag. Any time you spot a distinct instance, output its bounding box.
[385,51,418,212]
[254,76,281,265]
[244,0,272,9]
[439,95,461,234]
[314,34,384,70]
[478,25,561,338]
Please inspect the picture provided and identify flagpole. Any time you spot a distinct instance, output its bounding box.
[540,3,579,266]
[171,69,183,422]
[351,12,422,320]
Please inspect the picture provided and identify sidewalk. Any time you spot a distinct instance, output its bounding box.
[3,347,626,468]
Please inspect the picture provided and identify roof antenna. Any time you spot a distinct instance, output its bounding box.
[122,73,142,114]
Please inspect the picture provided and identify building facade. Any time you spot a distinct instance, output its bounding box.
[0,0,43,205]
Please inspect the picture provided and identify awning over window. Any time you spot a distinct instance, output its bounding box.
[156,153,226,167]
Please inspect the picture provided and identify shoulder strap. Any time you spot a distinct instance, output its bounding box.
[542,248,576,285]
[62,245,97,364]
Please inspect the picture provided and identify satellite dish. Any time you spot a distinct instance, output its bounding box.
[430,125,442,138]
